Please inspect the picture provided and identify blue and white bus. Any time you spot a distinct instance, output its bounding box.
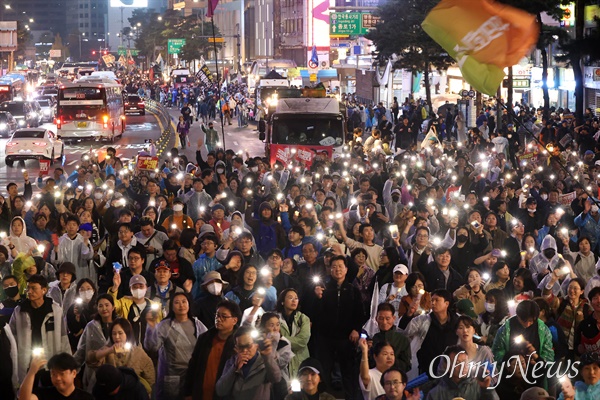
[56,78,125,142]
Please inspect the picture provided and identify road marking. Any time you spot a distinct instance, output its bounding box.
[67,160,78,166]
[233,141,239,146]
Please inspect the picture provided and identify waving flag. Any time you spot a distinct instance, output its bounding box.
[207,0,219,18]
[422,0,539,95]
[309,45,319,69]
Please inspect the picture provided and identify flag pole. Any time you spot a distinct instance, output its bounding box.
[210,16,226,150]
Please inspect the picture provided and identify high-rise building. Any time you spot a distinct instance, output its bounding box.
[3,0,72,40]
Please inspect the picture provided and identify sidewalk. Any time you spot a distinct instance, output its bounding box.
[165,108,265,162]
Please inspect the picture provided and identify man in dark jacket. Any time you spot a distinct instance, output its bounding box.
[421,247,464,294]
[245,201,287,259]
[93,365,149,400]
[184,301,241,400]
[372,303,411,373]
[397,289,460,377]
[311,255,365,399]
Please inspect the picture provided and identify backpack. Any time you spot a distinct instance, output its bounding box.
[257,222,277,253]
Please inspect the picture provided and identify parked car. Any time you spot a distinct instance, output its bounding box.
[0,111,18,137]
[124,94,145,115]
[5,128,64,167]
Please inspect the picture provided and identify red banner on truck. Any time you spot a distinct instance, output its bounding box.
[270,144,333,168]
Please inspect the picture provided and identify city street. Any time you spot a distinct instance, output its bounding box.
[0,110,265,193]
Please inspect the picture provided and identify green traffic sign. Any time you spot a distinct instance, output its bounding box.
[168,38,186,55]
[117,47,139,56]
[329,12,379,36]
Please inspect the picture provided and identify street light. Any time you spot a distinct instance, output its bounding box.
[4,5,11,10]
[29,18,34,23]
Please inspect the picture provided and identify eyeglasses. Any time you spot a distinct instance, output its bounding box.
[383,380,404,387]
[416,234,429,238]
[128,256,142,261]
[236,343,253,351]
[215,314,234,320]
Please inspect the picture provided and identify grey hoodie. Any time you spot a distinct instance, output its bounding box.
[529,235,560,284]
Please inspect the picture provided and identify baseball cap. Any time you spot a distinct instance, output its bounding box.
[393,264,409,275]
[129,274,147,287]
[456,298,478,319]
[155,260,170,271]
[585,150,595,156]
[298,358,324,376]
[519,387,555,400]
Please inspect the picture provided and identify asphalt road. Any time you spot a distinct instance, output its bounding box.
[0,109,266,195]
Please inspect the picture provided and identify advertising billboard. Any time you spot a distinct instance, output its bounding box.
[110,0,148,7]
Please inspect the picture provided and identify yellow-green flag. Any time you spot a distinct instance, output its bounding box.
[422,0,539,95]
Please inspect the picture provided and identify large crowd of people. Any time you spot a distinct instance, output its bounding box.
[2,68,600,400]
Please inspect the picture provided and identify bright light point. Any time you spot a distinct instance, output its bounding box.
[514,335,524,344]
[312,276,320,283]
[260,267,270,277]
[482,273,490,281]
[151,303,160,311]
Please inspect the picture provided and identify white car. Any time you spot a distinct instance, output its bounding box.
[5,128,64,167]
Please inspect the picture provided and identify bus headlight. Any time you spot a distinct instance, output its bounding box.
[18,119,25,126]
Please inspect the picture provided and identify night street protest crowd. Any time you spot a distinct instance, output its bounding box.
[4,73,600,400]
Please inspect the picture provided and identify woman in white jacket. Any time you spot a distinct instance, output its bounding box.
[145,292,207,400]
[7,216,37,259]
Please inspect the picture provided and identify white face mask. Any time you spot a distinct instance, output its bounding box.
[541,194,548,200]
[217,168,225,174]
[79,290,94,301]
[131,288,147,300]
[527,208,536,213]
[250,166,258,172]
[207,282,223,295]
[173,204,184,212]
[484,302,495,313]
[94,193,103,200]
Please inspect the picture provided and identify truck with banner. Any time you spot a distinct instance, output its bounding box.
[259,89,346,167]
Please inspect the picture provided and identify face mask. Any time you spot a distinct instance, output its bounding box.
[4,285,18,299]
[131,288,146,300]
[527,208,536,213]
[250,166,258,172]
[543,249,556,259]
[593,205,599,213]
[79,290,94,301]
[207,282,222,295]
[217,168,225,174]
[484,302,495,313]
[457,234,469,244]
[94,193,103,200]
[541,194,548,200]
[173,204,184,212]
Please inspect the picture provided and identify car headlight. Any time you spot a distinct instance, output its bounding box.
[18,120,25,126]
[0,123,6,130]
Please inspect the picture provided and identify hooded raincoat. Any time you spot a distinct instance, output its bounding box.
[529,235,561,284]
[144,317,207,399]
[8,216,37,258]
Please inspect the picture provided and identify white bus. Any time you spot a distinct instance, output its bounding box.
[55,78,125,142]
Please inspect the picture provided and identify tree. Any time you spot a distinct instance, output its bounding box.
[366,0,453,106]
[127,9,221,68]
[497,0,567,120]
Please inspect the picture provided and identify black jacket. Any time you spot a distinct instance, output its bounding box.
[93,367,149,400]
[184,327,237,400]
[311,279,366,340]
[421,261,464,294]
